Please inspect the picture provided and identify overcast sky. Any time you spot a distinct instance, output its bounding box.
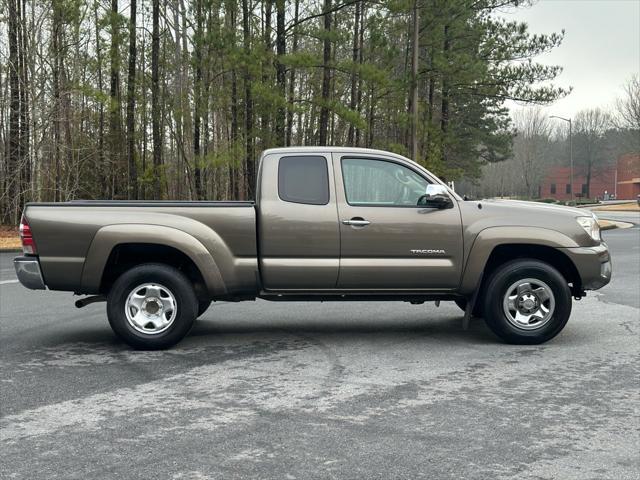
[502,0,640,118]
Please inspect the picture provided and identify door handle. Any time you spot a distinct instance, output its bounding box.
[342,218,371,227]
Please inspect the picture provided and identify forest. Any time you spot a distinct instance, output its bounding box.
[0,0,601,224]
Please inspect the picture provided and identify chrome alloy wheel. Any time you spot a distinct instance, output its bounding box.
[502,278,555,331]
[125,283,177,335]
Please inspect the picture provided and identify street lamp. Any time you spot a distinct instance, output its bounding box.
[550,115,573,202]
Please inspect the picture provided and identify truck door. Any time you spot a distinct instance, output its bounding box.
[258,152,340,290]
[333,153,463,290]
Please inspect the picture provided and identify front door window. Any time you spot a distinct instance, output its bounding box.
[341,158,430,207]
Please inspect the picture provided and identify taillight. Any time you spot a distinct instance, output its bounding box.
[19,215,37,255]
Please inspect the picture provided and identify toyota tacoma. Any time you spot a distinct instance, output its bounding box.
[14,147,612,348]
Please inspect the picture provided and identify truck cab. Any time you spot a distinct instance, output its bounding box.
[257,148,463,292]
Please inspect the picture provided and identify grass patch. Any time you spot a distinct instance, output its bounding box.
[597,219,617,230]
[593,203,640,212]
[0,226,20,251]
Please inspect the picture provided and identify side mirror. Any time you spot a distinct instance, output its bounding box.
[417,184,453,209]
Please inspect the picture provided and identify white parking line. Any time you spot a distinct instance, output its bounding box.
[0,279,19,285]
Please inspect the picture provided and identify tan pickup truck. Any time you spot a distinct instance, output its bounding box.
[14,147,611,349]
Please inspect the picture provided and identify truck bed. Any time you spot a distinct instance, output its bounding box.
[24,201,258,294]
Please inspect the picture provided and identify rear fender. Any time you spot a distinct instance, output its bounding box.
[81,224,227,295]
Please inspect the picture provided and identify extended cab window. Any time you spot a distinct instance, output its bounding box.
[278,156,329,205]
[342,158,429,206]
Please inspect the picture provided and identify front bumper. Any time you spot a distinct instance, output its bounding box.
[561,242,612,291]
[14,256,46,290]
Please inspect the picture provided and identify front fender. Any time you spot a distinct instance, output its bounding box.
[459,226,581,295]
[80,224,226,295]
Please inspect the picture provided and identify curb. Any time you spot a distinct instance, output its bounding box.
[599,223,617,231]
[579,201,637,210]
[599,220,634,230]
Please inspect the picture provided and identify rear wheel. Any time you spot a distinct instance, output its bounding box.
[482,259,571,344]
[107,263,198,349]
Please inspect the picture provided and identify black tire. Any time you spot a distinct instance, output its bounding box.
[107,263,198,350]
[482,259,572,344]
[197,300,212,317]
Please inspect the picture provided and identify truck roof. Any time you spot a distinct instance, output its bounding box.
[261,146,409,159]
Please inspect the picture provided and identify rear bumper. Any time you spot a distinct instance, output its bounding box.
[561,242,612,291]
[14,256,46,290]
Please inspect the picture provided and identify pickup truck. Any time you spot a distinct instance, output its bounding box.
[14,147,612,349]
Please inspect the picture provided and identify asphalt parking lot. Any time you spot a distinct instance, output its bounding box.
[1,220,638,479]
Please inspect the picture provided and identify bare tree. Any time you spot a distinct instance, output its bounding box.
[512,107,552,199]
[286,0,300,146]
[7,0,20,222]
[151,0,162,198]
[126,0,138,199]
[18,0,30,209]
[275,0,286,146]
[409,0,419,160]
[574,108,611,198]
[94,1,107,198]
[193,0,203,200]
[318,0,332,146]
[226,0,240,199]
[109,0,124,197]
[242,0,254,199]
[613,74,640,151]
[475,159,522,199]
[347,0,361,146]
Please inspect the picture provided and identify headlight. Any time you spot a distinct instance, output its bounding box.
[576,215,601,241]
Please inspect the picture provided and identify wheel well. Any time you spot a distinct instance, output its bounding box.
[100,243,207,299]
[482,244,583,297]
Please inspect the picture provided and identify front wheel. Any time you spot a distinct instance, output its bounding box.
[482,259,572,344]
[107,264,198,349]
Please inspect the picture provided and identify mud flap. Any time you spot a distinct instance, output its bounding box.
[462,283,481,330]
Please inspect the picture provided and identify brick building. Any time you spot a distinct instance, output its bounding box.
[540,153,640,201]
[616,153,640,200]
